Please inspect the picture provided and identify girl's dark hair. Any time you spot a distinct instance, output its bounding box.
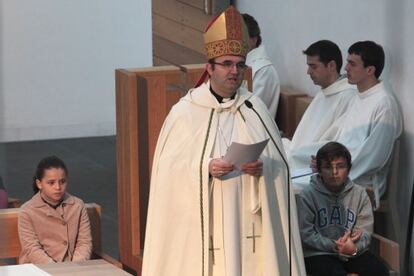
[32,156,68,194]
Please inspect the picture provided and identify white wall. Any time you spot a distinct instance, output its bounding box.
[0,0,152,142]
[236,0,414,274]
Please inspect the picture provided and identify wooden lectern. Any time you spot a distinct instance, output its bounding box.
[115,64,251,275]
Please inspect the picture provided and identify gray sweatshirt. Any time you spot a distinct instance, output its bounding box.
[297,174,373,257]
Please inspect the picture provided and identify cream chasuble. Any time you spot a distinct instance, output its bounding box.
[209,98,263,276]
[142,81,306,276]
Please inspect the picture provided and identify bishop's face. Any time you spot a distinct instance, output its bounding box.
[207,55,246,98]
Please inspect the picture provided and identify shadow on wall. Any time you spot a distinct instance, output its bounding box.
[384,1,413,275]
[0,2,6,182]
[398,132,414,276]
[383,0,405,81]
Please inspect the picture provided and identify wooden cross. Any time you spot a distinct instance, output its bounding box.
[246,223,261,253]
[209,235,220,265]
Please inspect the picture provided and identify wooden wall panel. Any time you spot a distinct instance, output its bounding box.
[153,0,209,32]
[152,56,171,66]
[152,0,220,66]
[153,34,205,66]
[177,0,203,10]
[153,13,204,54]
[176,0,229,15]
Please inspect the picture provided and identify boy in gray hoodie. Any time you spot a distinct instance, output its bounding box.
[297,142,388,275]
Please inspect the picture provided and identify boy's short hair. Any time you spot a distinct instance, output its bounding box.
[316,142,352,172]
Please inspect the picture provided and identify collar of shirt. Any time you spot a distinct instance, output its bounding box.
[40,194,63,209]
[209,86,236,103]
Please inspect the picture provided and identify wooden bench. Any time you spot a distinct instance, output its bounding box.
[7,197,23,208]
[0,203,120,267]
[306,234,399,276]
[347,234,400,276]
[371,233,400,275]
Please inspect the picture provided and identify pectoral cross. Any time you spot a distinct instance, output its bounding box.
[246,223,261,253]
[209,235,220,265]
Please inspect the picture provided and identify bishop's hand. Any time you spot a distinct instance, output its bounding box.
[240,160,263,177]
[209,158,234,178]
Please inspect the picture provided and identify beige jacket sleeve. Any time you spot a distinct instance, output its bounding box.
[72,204,92,261]
[18,209,55,263]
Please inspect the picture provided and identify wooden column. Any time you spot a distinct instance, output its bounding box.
[116,64,252,275]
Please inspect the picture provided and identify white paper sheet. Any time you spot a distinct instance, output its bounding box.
[0,264,52,276]
[223,139,269,169]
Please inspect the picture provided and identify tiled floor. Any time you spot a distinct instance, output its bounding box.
[0,136,119,259]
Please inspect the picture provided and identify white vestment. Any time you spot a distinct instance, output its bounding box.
[142,81,306,276]
[246,44,280,118]
[283,76,356,157]
[290,82,402,207]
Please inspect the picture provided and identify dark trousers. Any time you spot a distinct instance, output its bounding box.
[305,251,389,276]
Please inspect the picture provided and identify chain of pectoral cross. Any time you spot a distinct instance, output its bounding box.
[246,222,261,253]
[217,112,235,156]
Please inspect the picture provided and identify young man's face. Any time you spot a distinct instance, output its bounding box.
[319,157,349,192]
[207,55,246,98]
[306,55,331,88]
[345,53,370,85]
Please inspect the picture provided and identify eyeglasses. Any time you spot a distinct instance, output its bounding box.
[210,61,248,71]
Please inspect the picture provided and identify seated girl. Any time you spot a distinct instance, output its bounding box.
[18,156,92,264]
